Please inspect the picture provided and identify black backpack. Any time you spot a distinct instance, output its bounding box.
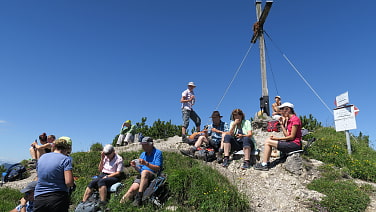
[4,163,26,182]
[195,148,216,162]
[142,173,169,207]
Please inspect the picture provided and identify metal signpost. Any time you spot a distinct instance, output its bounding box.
[333,92,358,155]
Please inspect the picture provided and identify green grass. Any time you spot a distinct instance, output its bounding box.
[305,127,376,211]
[51,150,251,211]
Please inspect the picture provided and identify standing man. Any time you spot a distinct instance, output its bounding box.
[120,137,163,207]
[180,82,201,141]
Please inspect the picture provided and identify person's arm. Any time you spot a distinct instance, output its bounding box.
[36,143,52,150]
[229,120,239,135]
[139,159,160,173]
[271,125,298,141]
[180,91,194,103]
[98,152,105,173]
[64,170,74,188]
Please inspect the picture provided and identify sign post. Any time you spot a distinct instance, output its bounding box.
[333,92,358,155]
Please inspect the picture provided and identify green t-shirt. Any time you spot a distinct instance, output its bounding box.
[120,125,136,135]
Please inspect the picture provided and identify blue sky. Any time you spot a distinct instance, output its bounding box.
[1,0,375,163]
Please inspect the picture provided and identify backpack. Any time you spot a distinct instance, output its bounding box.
[195,148,216,162]
[4,163,26,182]
[267,120,279,132]
[142,173,169,207]
[75,192,101,212]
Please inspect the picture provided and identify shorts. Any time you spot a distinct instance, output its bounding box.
[133,172,155,184]
[182,108,201,128]
[88,173,119,189]
[277,141,301,153]
[223,135,255,152]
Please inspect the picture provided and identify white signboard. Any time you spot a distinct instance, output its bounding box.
[334,105,357,131]
[336,91,349,107]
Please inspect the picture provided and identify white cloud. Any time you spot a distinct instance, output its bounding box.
[0,120,7,124]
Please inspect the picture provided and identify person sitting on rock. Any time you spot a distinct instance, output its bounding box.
[254,102,302,171]
[29,133,52,161]
[120,137,163,207]
[116,120,136,146]
[10,181,37,212]
[180,111,229,159]
[222,109,257,169]
[82,144,124,206]
[272,96,282,120]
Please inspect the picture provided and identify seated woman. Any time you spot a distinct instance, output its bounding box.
[254,102,302,171]
[222,109,256,169]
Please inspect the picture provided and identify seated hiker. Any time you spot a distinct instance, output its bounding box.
[29,133,53,161]
[181,111,229,158]
[120,137,163,207]
[10,181,37,212]
[222,109,257,169]
[82,144,124,206]
[116,120,136,146]
[272,96,282,120]
[254,102,302,171]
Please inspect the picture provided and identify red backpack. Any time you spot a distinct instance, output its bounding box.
[267,120,279,132]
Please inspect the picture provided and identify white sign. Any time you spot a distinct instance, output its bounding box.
[336,91,349,107]
[334,105,357,131]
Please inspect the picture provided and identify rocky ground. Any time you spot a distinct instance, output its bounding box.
[3,128,376,212]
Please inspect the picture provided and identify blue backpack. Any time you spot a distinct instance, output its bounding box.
[4,163,26,182]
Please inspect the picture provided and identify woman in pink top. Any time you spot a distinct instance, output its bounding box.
[254,102,302,171]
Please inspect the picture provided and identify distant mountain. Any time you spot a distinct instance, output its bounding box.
[0,159,16,169]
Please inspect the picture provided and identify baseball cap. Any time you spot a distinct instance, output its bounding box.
[279,102,294,109]
[140,137,153,144]
[275,96,281,99]
[187,82,196,87]
[58,136,72,146]
[20,181,37,193]
[125,120,131,125]
[103,144,114,154]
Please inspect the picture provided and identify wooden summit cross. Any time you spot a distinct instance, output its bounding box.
[251,0,273,116]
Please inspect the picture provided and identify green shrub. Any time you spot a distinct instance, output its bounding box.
[307,127,376,182]
[307,165,370,212]
[90,142,103,152]
[0,187,23,212]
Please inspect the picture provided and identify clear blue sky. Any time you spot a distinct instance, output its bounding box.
[1,0,375,163]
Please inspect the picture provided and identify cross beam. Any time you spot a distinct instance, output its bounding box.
[251,1,273,43]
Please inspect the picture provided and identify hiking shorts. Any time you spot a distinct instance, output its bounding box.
[224,135,255,152]
[182,108,201,128]
[277,141,301,153]
[134,172,155,184]
[88,173,119,189]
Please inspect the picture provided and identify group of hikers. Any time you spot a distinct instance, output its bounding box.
[11,81,303,212]
[178,81,302,170]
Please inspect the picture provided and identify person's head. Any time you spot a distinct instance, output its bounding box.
[230,109,245,121]
[278,102,295,116]
[54,137,72,155]
[47,135,56,143]
[124,120,131,127]
[39,133,47,144]
[210,111,222,125]
[275,96,281,102]
[103,144,115,159]
[187,82,196,91]
[21,181,37,201]
[140,137,154,153]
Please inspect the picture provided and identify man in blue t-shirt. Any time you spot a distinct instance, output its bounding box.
[120,137,163,207]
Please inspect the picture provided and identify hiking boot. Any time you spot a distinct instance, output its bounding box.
[222,158,229,167]
[99,200,108,207]
[241,161,251,169]
[180,148,195,157]
[216,151,223,164]
[132,192,143,207]
[254,162,269,171]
